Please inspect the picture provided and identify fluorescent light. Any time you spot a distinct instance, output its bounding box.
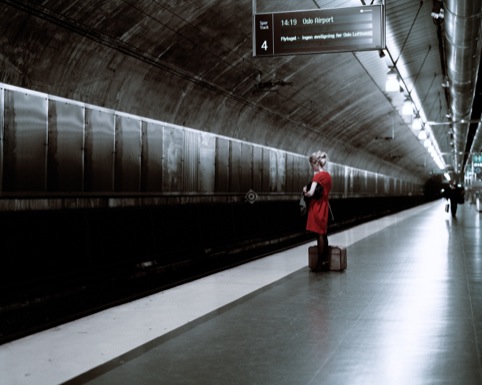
[413,117,422,131]
[385,68,399,92]
[418,129,428,140]
[402,97,412,115]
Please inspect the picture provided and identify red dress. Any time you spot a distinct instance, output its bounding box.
[306,171,332,235]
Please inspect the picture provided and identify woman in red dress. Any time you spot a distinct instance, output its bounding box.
[303,151,332,271]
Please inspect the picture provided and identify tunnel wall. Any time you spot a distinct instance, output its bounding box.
[0,83,432,343]
[0,83,420,201]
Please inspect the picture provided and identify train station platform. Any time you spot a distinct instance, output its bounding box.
[1,200,481,385]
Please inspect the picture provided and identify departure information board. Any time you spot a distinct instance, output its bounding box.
[253,5,385,57]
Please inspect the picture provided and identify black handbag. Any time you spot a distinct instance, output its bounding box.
[306,181,323,199]
[300,182,323,216]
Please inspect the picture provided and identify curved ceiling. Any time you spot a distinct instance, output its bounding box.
[0,0,480,183]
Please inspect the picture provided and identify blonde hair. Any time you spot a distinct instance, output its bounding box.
[309,151,328,167]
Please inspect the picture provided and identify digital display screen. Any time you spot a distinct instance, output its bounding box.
[253,5,385,57]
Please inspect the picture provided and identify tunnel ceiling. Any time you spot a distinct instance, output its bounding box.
[0,0,480,183]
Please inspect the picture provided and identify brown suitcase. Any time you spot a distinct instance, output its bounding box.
[328,245,347,271]
[308,245,347,271]
[308,246,320,271]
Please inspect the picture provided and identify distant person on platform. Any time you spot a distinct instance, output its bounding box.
[303,151,332,271]
[443,180,464,217]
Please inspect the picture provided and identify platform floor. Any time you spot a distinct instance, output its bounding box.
[1,200,481,385]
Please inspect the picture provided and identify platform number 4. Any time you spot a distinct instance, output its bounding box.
[261,40,268,51]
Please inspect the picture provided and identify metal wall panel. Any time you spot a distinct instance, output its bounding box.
[0,83,421,198]
[183,130,199,192]
[268,150,278,192]
[383,176,390,194]
[276,151,286,192]
[251,146,263,192]
[162,125,183,192]
[47,100,85,191]
[353,170,363,195]
[346,166,352,196]
[349,170,355,195]
[3,90,47,191]
[85,108,115,192]
[240,142,253,192]
[261,148,270,192]
[286,152,307,193]
[115,115,141,192]
[199,132,215,193]
[141,121,163,192]
[366,173,377,194]
[230,141,242,192]
[277,151,287,193]
[285,153,295,192]
[340,165,347,195]
[333,164,345,195]
[298,155,311,190]
[0,87,3,192]
[285,153,310,193]
[215,137,229,192]
[329,164,339,194]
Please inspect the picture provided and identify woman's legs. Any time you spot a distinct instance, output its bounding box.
[316,233,329,270]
